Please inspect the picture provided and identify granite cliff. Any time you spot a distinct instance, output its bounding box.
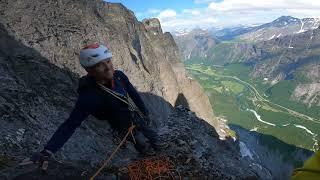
[0,0,271,179]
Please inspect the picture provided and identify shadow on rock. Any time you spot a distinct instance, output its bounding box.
[230,124,314,179]
[0,21,269,179]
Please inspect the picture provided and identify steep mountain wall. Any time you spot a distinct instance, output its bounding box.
[0,0,274,178]
[252,27,320,106]
[142,20,221,130]
[0,0,221,130]
[0,0,231,164]
[173,29,219,60]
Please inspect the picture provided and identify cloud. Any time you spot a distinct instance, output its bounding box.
[156,8,218,32]
[158,9,177,20]
[144,0,320,32]
[208,0,320,12]
[182,9,201,16]
[286,9,320,18]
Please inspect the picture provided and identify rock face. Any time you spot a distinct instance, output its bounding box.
[142,18,163,35]
[251,27,320,106]
[291,61,320,107]
[0,0,265,179]
[0,0,220,131]
[292,83,320,107]
[173,28,219,60]
[142,23,221,132]
[254,28,320,107]
[0,106,270,179]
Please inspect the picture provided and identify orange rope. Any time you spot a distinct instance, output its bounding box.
[128,156,181,180]
[90,124,136,180]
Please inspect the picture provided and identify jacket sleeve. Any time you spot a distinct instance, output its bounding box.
[118,71,149,116]
[44,93,93,153]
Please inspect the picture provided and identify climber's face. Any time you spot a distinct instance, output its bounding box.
[87,58,114,81]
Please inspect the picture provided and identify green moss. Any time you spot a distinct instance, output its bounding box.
[225,128,237,138]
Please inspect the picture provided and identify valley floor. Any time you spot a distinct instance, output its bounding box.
[185,62,319,157]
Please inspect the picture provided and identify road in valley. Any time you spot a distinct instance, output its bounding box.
[187,67,320,124]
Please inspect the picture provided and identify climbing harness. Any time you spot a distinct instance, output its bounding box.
[97,83,146,119]
[89,123,136,180]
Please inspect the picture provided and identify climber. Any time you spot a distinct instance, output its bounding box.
[29,42,167,167]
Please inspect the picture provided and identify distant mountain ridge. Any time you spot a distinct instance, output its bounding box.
[172,16,320,42]
[173,28,219,60]
[236,16,320,42]
[174,16,320,107]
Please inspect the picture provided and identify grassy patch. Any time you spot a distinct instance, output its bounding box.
[208,90,256,130]
[221,81,244,94]
[260,103,282,113]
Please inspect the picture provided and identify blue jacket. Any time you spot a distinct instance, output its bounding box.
[44,70,149,153]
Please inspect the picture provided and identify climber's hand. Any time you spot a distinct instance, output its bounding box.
[26,149,53,171]
[31,150,49,163]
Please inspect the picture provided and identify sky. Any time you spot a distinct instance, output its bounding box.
[107,0,320,32]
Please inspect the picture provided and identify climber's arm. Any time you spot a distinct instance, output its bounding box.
[44,93,93,153]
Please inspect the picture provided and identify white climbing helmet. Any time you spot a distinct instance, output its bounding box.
[79,43,112,68]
